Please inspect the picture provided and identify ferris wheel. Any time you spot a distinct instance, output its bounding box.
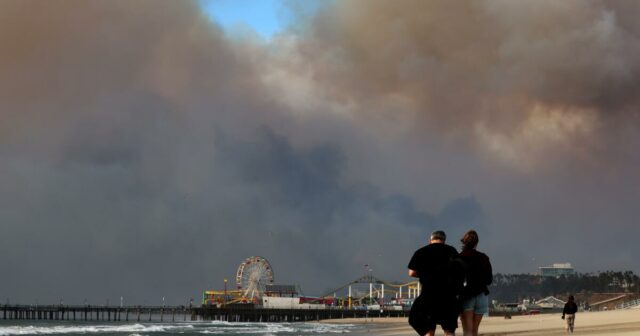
[236,256,274,299]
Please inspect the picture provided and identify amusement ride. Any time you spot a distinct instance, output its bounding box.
[203,256,420,308]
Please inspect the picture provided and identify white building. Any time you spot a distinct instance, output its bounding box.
[261,297,325,309]
[539,263,575,278]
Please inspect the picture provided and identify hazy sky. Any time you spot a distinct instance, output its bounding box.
[1,0,639,305]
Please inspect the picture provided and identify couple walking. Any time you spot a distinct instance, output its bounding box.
[408,230,492,336]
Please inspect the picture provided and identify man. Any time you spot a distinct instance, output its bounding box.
[408,230,464,336]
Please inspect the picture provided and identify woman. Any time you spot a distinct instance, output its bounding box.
[562,295,578,333]
[459,230,493,336]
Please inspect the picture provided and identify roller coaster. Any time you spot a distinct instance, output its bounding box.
[319,274,421,308]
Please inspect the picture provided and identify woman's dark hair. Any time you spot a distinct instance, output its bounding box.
[568,295,575,302]
[461,230,479,249]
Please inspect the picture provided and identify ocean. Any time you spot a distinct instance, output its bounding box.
[0,320,372,336]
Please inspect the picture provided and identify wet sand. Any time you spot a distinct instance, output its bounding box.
[324,309,640,335]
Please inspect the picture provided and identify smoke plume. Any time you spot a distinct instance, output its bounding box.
[0,0,638,304]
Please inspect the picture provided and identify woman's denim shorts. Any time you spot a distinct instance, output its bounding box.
[462,292,489,315]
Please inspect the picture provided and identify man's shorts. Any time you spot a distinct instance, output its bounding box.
[427,312,459,332]
[462,292,489,315]
[409,295,460,334]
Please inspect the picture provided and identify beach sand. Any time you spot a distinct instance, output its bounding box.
[324,309,640,335]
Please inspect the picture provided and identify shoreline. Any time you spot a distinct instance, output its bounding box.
[323,309,640,335]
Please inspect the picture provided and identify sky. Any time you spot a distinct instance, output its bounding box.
[1,0,640,305]
[199,0,286,39]
[199,0,326,39]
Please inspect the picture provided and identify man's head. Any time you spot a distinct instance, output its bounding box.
[429,230,446,244]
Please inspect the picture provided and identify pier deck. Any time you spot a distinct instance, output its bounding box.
[1,305,408,322]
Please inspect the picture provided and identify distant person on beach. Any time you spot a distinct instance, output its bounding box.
[458,230,493,336]
[562,295,578,333]
[408,230,465,336]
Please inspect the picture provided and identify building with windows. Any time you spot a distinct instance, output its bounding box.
[539,263,575,278]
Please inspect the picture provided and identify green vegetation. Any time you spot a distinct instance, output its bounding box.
[490,271,640,302]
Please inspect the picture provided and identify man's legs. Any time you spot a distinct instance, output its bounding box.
[442,329,456,336]
[421,318,456,335]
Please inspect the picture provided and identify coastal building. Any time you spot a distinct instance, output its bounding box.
[539,263,575,278]
[534,296,566,309]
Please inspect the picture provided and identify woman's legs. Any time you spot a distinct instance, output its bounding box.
[461,294,487,336]
[565,314,575,333]
[472,313,484,336]
[460,311,474,336]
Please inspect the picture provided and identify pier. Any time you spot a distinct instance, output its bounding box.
[194,306,408,322]
[1,305,408,322]
[1,305,193,322]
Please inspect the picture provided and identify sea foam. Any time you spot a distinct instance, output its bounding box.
[0,321,355,335]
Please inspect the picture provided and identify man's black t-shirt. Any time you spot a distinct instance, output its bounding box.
[408,243,461,299]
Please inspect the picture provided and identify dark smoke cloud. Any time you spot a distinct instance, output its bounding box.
[1,0,639,305]
[286,1,640,276]
[297,0,640,171]
[0,0,481,304]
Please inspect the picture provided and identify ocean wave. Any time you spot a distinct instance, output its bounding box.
[0,322,355,335]
[0,323,187,335]
[197,322,352,334]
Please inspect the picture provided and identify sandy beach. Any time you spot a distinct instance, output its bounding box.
[324,309,640,335]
